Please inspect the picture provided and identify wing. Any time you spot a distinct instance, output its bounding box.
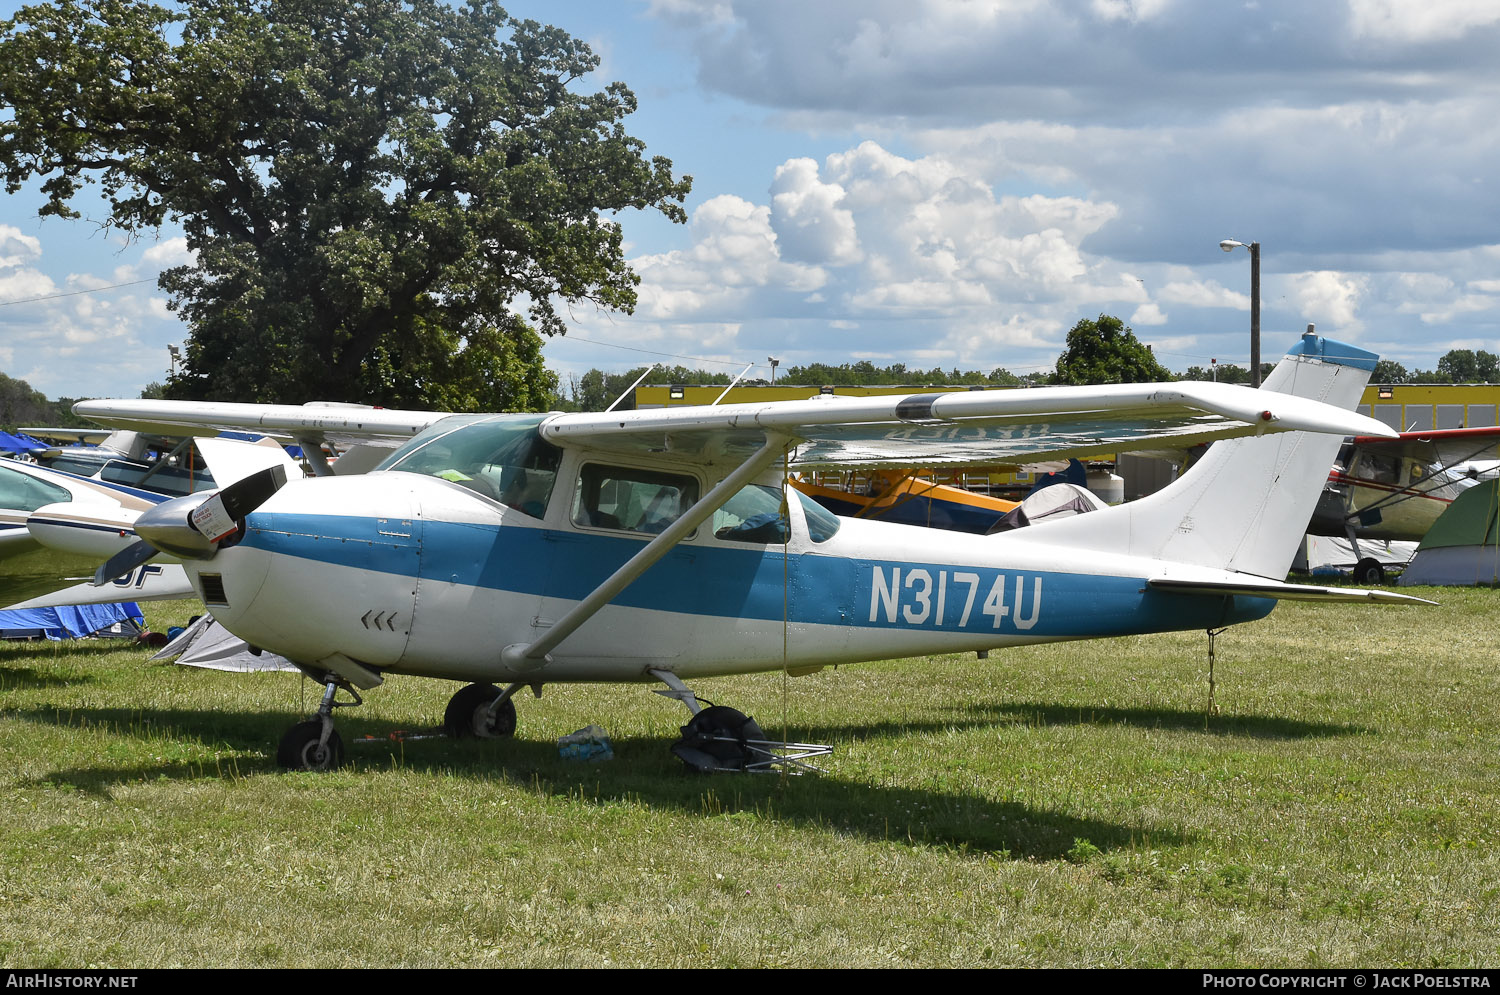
[70,399,450,450]
[540,381,1397,468]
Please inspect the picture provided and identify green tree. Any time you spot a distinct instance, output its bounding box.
[0,372,91,429]
[0,0,690,410]
[1052,314,1170,385]
[1371,359,1410,384]
[564,365,733,412]
[1435,349,1500,383]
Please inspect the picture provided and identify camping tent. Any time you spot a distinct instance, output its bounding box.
[1398,479,1500,586]
[150,614,297,672]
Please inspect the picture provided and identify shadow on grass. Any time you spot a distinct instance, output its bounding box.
[15,704,1187,860]
[0,641,137,660]
[955,700,1369,740]
[0,666,98,690]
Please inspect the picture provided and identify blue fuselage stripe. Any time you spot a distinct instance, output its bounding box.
[242,512,1272,638]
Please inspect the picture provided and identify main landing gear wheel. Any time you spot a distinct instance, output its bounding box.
[444,683,518,739]
[1353,557,1386,585]
[277,720,346,771]
[671,705,766,773]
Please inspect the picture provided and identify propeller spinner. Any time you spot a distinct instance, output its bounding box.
[93,465,288,586]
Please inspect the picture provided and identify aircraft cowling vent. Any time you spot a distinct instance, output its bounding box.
[199,573,228,607]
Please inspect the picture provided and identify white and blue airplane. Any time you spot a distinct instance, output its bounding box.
[76,332,1426,771]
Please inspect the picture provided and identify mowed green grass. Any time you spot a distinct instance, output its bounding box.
[1,591,1498,968]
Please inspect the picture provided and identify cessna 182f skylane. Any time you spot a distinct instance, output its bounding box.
[76,332,1425,771]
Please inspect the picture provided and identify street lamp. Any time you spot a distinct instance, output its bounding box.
[1219,238,1261,387]
[768,357,780,384]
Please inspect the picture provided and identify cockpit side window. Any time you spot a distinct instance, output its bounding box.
[0,466,70,512]
[572,464,699,535]
[713,483,789,544]
[377,415,561,518]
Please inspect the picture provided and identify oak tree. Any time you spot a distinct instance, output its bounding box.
[0,0,691,409]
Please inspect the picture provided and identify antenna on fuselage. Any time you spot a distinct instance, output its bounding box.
[606,364,657,413]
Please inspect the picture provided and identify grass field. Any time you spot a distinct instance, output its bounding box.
[1,590,1498,968]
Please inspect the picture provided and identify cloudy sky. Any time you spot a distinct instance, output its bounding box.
[3,0,1499,401]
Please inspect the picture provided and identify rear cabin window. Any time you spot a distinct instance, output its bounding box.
[713,483,789,544]
[712,484,842,545]
[572,464,698,535]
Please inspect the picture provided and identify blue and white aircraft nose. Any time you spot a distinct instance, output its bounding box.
[198,475,427,671]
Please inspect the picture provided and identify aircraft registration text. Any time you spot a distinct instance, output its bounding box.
[868,565,1041,631]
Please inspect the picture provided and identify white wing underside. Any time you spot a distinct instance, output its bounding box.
[76,379,1395,472]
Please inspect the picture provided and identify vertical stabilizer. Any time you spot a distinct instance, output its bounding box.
[1022,332,1378,579]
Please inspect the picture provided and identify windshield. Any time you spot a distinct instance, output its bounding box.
[376,414,561,517]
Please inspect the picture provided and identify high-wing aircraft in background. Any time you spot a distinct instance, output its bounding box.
[76,332,1427,772]
[0,436,302,606]
[1307,426,1500,582]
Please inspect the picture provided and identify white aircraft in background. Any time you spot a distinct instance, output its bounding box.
[0,436,301,606]
[76,332,1425,771]
[1308,426,1500,582]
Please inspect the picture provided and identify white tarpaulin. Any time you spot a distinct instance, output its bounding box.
[150,614,298,672]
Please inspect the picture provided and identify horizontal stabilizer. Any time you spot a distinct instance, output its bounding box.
[1147,577,1434,605]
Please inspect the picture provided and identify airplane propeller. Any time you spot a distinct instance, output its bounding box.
[93,465,288,586]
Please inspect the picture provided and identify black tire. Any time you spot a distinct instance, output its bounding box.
[672,705,766,772]
[1353,557,1386,585]
[444,683,517,739]
[276,720,345,771]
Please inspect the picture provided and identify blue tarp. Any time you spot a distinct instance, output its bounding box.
[0,602,145,640]
[0,431,46,454]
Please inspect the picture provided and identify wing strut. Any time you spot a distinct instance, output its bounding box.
[499,433,792,672]
[296,437,334,477]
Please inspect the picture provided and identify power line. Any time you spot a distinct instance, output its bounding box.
[546,332,757,371]
[0,277,158,308]
[551,330,1060,376]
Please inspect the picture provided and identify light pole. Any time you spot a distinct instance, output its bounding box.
[1219,239,1261,388]
[768,357,780,384]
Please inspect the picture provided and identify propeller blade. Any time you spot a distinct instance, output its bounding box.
[220,464,288,521]
[92,540,158,587]
[190,464,288,542]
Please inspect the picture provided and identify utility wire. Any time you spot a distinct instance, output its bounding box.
[0,277,158,308]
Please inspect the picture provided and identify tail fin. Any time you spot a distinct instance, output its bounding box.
[1030,331,1378,579]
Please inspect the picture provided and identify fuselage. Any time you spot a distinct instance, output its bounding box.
[190,465,1273,686]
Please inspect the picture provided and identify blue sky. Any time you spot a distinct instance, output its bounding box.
[3,0,1500,400]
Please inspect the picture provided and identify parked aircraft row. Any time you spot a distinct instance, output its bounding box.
[1,331,1417,772]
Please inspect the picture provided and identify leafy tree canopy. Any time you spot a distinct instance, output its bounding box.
[562,365,734,412]
[0,372,90,430]
[1435,349,1500,384]
[0,0,691,410]
[779,361,1032,387]
[1179,362,1274,385]
[1371,359,1410,384]
[1052,314,1170,385]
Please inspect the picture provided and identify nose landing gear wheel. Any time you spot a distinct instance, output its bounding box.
[277,720,346,771]
[444,682,518,739]
[1353,557,1386,585]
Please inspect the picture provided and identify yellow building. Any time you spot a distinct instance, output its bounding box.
[1356,384,1500,432]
